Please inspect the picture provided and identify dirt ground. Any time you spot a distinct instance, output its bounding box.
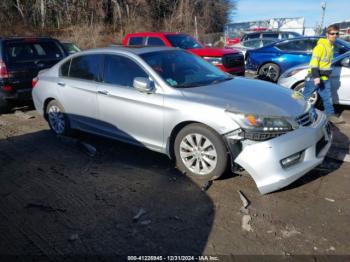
[0,104,350,261]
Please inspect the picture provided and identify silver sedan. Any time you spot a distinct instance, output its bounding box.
[32,46,332,194]
[278,51,350,106]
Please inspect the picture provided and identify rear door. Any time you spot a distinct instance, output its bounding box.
[274,39,314,70]
[97,54,164,151]
[3,39,66,92]
[57,54,102,131]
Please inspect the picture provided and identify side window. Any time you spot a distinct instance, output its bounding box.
[334,43,347,54]
[60,59,71,77]
[245,33,260,40]
[276,40,308,51]
[103,55,148,87]
[128,37,144,46]
[69,54,101,81]
[147,37,166,46]
[263,33,278,38]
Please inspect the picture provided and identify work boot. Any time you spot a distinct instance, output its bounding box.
[328,115,345,124]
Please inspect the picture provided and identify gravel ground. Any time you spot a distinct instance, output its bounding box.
[0,104,350,261]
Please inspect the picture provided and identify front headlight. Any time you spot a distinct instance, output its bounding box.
[281,68,304,78]
[227,112,293,132]
[203,56,223,65]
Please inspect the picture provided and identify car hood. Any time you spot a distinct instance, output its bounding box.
[180,77,308,117]
[189,47,240,56]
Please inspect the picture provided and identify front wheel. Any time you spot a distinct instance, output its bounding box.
[294,82,319,106]
[46,100,71,136]
[174,123,228,180]
[258,63,280,82]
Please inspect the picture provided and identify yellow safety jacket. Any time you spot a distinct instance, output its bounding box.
[307,38,333,81]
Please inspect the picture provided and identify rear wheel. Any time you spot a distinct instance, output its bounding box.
[174,123,228,180]
[0,96,12,114]
[46,100,71,136]
[258,63,280,82]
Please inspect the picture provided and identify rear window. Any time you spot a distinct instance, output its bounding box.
[128,37,144,46]
[4,40,64,63]
[147,37,166,46]
[69,54,102,81]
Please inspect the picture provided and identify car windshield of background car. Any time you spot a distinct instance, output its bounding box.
[140,50,231,88]
[165,34,203,49]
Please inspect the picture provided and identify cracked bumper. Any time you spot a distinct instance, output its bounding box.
[231,111,332,194]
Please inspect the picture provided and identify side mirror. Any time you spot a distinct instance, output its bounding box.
[340,57,350,67]
[133,77,154,93]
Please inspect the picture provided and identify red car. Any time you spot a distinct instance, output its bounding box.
[122,32,245,76]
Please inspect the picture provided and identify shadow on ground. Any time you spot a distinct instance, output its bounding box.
[0,130,214,259]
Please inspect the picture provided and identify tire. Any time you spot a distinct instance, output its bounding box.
[294,82,320,107]
[258,63,280,82]
[0,97,10,114]
[46,100,71,136]
[174,123,228,180]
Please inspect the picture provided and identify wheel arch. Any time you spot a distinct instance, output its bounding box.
[43,97,56,120]
[291,80,305,90]
[167,121,228,160]
[257,61,280,74]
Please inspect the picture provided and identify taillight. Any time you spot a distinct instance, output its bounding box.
[0,60,9,78]
[3,85,12,91]
[32,77,38,88]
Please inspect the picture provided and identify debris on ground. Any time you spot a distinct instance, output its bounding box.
[325,198,335,202]
[239,207,249,215]
[133,208,147,222]
[14,110,35,120]
[25,203,67,213]
[201,180,213,192]
[238,190,250,208]
[78,141,97,157]
[281,228,301,238]
[241,215,252,232]
[68,234,79,242]
[140,220,152,226]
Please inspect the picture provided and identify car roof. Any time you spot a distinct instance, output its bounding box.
[244,31,300,35]
[0,36,55,42]
[125,32,189,37]
[79,46,179,55]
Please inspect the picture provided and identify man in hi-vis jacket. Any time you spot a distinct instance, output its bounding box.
[303,24,345,124]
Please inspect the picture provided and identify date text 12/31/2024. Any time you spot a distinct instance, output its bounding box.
[127,256,220,261]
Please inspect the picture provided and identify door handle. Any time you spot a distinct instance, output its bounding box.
[98,90,109,95]
[57,82,66,87]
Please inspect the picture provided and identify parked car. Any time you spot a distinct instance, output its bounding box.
[227,38,277,58]
[61,42,81,54]
[241,30,301,42]
[278,51,350,106]
[32,46,332,194]
[0,37,68,111]
[246,36,350,82]
[122,32,245,76]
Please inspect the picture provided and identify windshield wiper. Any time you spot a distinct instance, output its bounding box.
[210,76,233,84]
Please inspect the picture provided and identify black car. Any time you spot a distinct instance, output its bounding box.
[0,37,68,111]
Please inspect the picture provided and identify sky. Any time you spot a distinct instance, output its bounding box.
[232,0,350,28]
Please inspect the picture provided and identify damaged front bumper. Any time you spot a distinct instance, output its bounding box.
[226,111,332,194]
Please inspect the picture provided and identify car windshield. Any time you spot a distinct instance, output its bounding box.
[165,34,204,49]
[140,50,231,88]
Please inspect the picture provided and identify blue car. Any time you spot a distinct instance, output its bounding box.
[246,36,350,82]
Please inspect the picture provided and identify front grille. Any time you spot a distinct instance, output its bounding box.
[222,53,244,68]
[295,110,314,127]
[242,130,287,141]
